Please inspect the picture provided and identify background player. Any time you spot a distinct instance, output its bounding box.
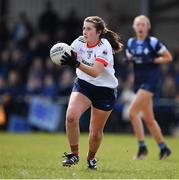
[126,15,172,160]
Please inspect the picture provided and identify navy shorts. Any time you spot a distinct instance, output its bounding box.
[134,73,159,95]
[134,63,161,95]
[135,82,157,94]
[72,78,117,111]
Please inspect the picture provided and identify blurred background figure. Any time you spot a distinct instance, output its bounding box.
[125,15,172,160]
[38,0,60,40]
[120,73,135,122]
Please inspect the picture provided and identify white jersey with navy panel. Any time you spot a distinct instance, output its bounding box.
[126,36,167,64]
[70,36,118,89]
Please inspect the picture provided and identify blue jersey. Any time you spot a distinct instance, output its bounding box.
[126,36,166,94]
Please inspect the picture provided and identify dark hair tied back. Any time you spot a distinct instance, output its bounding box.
[85,16,123,53]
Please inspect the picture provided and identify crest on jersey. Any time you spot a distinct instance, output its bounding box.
[102,50,108,55]
[144,48,149,55]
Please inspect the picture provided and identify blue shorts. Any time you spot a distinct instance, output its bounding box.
[134,64,160,95]
[135,82,157,94]
[134,74,159,94]
[72,78,117,111]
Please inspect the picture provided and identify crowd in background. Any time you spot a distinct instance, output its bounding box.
[0,1,179,134]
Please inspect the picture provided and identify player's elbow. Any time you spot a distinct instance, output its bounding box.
[90,68,102,77]
[166,51,173,62]
[90,71,100,78]
[168,54,173,62]
[165,55,173,63]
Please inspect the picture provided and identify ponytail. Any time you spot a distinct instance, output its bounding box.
[101,28,123,53]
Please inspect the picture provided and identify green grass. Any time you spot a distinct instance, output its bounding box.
[0,133,179,179]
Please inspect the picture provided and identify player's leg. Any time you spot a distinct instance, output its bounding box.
[129,89,151,159]
[141,97,171,160]
[87,107,112,169]
[63,92,91,166]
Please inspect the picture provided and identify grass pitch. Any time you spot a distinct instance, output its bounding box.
[0,133,179,179]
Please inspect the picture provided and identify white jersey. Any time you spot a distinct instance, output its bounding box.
[71,36,118,88]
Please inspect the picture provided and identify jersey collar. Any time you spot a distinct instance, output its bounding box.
[86,40,100,48]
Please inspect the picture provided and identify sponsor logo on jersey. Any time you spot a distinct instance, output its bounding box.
[82,59,93,66]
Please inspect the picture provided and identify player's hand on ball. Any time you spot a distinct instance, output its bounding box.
[61,50,80,68]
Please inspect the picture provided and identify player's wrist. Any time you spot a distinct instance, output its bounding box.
[75,61,80,68]
[154,57,162,64]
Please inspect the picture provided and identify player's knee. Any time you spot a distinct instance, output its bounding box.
[129,108,137,121]
[90,131,102,141]
[66,111,78,124]
[143,118,155,126]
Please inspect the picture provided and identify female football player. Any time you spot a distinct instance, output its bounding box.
[61,16,123,169]
[126,15,172,160]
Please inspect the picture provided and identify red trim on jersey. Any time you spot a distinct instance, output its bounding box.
[96,57,108,67]
[87,40,100,48]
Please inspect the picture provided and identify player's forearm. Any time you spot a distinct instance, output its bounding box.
[154,51,173,64]
[78,63,101,78]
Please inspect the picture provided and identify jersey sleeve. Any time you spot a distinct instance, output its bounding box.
[70,38,79,54]
[125,38,134,57]
[150,37,167,55]
[95,40,112,67]
[155,41,167,55]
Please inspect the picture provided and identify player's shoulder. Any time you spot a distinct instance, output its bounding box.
[98,38,112,49]
[71,36,86,49]
[77,36,86,43]
[127,37,135,46]
[148,36,159,43]
[148,36,161,48]
[71,36,86,45]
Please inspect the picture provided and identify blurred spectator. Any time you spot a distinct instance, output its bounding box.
[0,76,7,95]
[7,70,23,96]
[100,2,120,31]
[29,57,44,80]
[4,70,26,124]
[120,73,135,122]
[45,58,55,72]
[45,57,59,80]
[38,1,60,40]
[10,48,24,69]
[25,75,42,96]
[27,37,40,59]
[36,33,51,59]
[0,15,10,51]
[58,68,74,96]
[161,75,177,98]
[13,12,33,49]
[63,9,81,44]
[42,74,58,97]
[0,49,11,78]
